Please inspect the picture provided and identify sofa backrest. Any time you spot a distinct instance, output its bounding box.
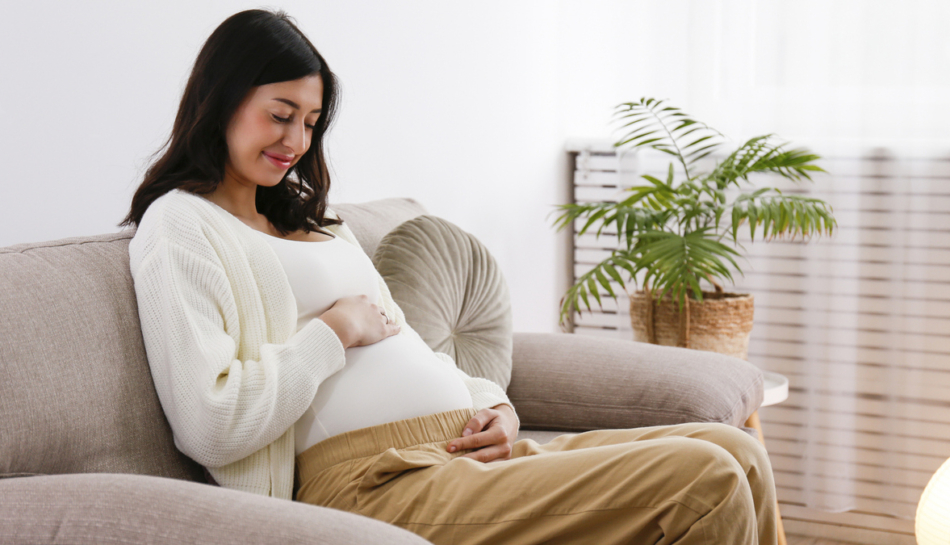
[0,196,426,481]
[331,197,428,259]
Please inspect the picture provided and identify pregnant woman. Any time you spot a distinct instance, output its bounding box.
[121,9,778,545]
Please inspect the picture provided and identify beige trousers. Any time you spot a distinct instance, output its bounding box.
[295,407,777,545]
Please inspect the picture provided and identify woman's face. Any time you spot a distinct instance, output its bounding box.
[224,75,324,188]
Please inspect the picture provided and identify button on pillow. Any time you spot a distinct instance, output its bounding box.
[372,215,513,390]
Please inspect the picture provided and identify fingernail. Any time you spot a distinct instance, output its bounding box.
[463,428,473,436]
[448,445,456,452]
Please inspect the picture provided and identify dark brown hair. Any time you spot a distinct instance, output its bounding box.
[118,9,342,235]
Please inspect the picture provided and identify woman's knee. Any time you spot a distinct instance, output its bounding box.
[674,436,748,484]
[666,438,754,514]
[670,439,759,539]
[696,423,771,474]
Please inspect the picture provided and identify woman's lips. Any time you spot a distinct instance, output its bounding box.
[263,152,293,169]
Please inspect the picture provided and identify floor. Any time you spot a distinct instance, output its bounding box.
[787,537,862,545]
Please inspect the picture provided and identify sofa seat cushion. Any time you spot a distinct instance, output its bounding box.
[516,429,566,445]
[0,473,431,544]
[0,232,202,481]
[372,215,513,390]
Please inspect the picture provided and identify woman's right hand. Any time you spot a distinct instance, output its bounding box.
[318,294,401,349]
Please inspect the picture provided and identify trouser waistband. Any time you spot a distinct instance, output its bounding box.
[296,407,477,485]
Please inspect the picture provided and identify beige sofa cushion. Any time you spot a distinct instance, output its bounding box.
[507,332,764,431]
[0,232,202,482]
[0,473,431,544]
[372,215,513,390]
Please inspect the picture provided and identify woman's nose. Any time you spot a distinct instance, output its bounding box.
[282,121,308,155]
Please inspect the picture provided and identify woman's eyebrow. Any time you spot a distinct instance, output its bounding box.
[271,98,322,114]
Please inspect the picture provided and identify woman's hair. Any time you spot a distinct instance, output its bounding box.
[118,9,342,235]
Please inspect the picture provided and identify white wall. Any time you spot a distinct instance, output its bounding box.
[0,0,576,333]
[5,1,944,333]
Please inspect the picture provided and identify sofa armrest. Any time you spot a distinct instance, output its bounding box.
[507,332,764,431]
[0,474,431,545]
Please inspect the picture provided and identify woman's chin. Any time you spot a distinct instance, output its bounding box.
[252,174,286,188]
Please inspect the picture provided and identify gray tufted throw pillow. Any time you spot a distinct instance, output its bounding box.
[372,215,513,390]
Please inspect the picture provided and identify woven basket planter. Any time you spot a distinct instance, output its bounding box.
[629,291,755,360]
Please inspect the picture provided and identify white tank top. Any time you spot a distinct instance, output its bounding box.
[256,230,473,455]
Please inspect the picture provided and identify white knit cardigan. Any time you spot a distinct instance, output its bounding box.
[128,188,517,499]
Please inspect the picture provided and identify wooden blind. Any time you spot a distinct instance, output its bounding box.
[567,144,950,542]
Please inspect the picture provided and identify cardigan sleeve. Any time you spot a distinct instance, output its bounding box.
[130,235,346,468]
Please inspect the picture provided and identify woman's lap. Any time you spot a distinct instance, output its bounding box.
[520,422,778,544]
[296,410,776,545]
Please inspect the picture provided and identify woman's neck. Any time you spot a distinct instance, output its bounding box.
[205,177,261,222]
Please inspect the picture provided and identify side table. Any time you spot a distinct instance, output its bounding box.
[745,371,790,545]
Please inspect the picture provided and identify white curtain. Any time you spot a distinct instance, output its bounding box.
[619,0,950,520]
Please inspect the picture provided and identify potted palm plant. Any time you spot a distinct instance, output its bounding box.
[550,98,836,359]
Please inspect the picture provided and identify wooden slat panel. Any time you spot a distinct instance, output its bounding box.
[574,311,625,328]
[575,172,950,193]
[753,307,950,336]
[571,153,624,173]
[750,323,950,355]
[579,245,950,270]
[571,298,624,314]
[779,504,916,543]
[772,470,929,507]
[761,400,950,431]
[771,460,936,495]
[764,429,950,469]
[573,215,950,242]
[750,291,950,319]
[576,175,950,200]
[732,274,950,299]
[770,390,950,425]
[750,338,950,372]
[573,149,950,177]
[573,169,631,186]
[574,262,950,300]
[776,487,918,519]
[754,357,950,392]
[570,148,950,524]
[765,423,950,468]
[744,257,950,284]
[579,251,950,287]
[576,230,950,252]
[576,307,950,356]
[775,488,920,519]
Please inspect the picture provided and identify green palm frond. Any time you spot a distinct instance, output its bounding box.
[550,97,835,329]
[706,135,825,190]
[633,230,742,310]
[613,98,724,179]
[548,194,672,250]
[601,207,671,249]
[558,251,637,327]
[729,191,836,242]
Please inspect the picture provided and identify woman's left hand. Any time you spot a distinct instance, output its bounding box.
[446,404,520,463]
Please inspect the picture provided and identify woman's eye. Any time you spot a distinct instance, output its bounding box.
[272,114,314,130]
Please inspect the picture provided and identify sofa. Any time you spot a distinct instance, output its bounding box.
[0,196,764,544]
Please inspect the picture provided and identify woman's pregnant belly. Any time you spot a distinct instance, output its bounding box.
[295,333,474,455]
